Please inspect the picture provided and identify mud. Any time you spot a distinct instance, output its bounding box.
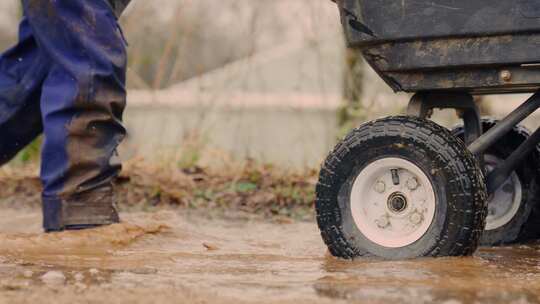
[1,207,540,304]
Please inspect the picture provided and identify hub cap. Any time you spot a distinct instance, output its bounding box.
[350,158,436,248]
[484,155,522,231]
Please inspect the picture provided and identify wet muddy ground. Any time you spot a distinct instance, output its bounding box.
[0,206,540,304]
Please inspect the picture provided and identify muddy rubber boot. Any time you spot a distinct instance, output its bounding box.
[44,185,120,233]
[63,185,120,231]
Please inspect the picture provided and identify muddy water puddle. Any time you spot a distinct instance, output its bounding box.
[0,208,540,303]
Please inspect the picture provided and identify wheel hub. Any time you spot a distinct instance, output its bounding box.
[388,192,408,213]
[350,157,436,248]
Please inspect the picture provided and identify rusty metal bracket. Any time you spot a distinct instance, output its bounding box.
[407,92,482,146]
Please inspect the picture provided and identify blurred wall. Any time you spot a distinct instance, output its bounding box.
[120,0,351,168]
[0,1,19,50]
[6,0,515,169]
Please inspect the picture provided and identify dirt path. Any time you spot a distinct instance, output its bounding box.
[0,207,539,304]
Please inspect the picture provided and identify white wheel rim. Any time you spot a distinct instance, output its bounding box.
[484,155,522,231]
[350,157,436,248]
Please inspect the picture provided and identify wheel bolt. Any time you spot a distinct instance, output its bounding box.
[410,212,423,225]
[374,181,386,193]
[376,216,390,229]
[406,177,419,191]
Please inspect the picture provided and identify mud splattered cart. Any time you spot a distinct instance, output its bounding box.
[317,0,540,259]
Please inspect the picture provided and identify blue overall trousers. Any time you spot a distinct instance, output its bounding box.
[0,0,128,231]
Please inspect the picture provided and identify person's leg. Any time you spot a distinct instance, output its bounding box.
[23,0,128,231]
[0,18,50,165]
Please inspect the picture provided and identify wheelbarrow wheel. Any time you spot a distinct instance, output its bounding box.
[453,119,540,245]
[316,116,487,259]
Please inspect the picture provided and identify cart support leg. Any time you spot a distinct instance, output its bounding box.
[468,90,540,155]
[407,92,482,145]
[408,90,540,196]
[486,126,540,194]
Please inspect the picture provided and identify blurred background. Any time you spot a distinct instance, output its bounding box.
[0,0,533,169]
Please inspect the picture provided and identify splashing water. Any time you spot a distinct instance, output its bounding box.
[0,207,539,304]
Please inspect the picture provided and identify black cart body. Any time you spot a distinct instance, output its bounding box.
[337,0,540,94]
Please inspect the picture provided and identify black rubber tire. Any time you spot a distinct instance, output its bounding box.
[452,119,540,246]
[316,116,487,260]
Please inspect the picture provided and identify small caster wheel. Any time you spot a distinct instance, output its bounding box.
[453,119,540,245]
[316,116,487,260]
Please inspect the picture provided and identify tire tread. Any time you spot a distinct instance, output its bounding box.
[316,116,487,259]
